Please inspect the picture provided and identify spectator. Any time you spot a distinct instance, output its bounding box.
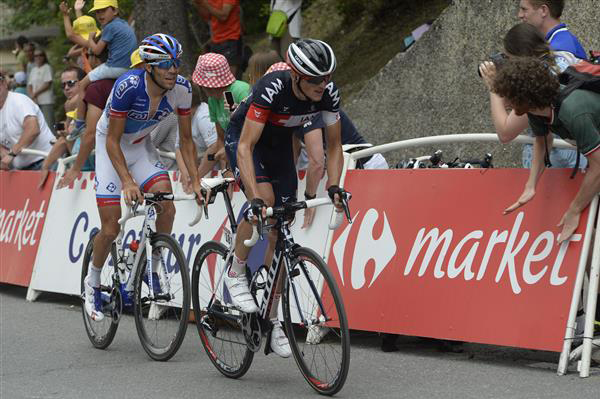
[150,114,179,170]
[27,49,55,132]
[13,36,30,72]
[38,67,87,187]
[246,50,282,85]
[176,88,219,192]
[495,57,600,243]
[192,53,250,165]
[268,0,303,59]
[0,70,54,170]
[23,42,36,77]
[61,1,102,73]
[195,0,244,78]
[518,0,586,60]
[479,22,585,169]
[12,72,28,96]
[57,45,114,189]
[73,0,137,134]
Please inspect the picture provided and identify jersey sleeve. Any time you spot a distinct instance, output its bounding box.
[100,23,115,44]
[297,113,325,139]
[108,73,141,119]
[246,73,285,124]
[320,82,341,126]
[567,113,600,156]
[19,95,40,122]
[175,75,192,116]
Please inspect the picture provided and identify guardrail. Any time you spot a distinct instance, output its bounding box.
[19,148,50,158]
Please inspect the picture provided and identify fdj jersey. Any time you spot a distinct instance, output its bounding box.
[96,69,192,144]
[94,69,192,207]
[225,70,341,206]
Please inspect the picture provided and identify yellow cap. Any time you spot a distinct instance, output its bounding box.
[89,0,119,12]
[73,16,101,40]
[130,49,143,68]
[66,110,77,119]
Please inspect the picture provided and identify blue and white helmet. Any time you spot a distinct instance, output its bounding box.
[139,33,182,63]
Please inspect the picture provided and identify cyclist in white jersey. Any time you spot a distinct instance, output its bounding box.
[84,34,202,321]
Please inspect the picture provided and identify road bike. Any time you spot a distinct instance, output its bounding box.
[191,177,352,395]
[81,192,200,361]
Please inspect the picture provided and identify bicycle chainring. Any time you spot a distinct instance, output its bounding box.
[240,312,262,352]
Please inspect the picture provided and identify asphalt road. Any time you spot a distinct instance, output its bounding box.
[1,284,599,399]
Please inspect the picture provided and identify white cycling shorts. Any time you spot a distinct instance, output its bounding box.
[95,134,170,207]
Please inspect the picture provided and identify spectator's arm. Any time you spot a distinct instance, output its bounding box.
[74,0,85,18]
[12,116,41,155]
[489,92,529,143]
[62,9,89,47]
[197,141,219,178]
[303,129,325,197]
[32,81,51,99]
[198,0,234,22]
[65,94,79,112]
[89,35,107,55]
[177,113,201,194]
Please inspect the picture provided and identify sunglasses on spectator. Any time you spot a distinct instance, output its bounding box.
[303,74,331,85]
[61,80,78,88]
[149,58,182,70]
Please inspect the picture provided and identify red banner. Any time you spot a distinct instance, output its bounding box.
[0,171,55,286]
[329,169,589,352]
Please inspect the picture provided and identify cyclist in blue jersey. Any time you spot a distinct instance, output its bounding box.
[83,33,202,321]
[223,39,347,357]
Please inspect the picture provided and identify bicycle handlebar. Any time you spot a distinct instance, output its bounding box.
[117,192,202,227]
[243,195,352,247]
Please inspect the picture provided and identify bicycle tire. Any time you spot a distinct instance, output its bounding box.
[191,241,254,378]
[282,246,350,396]
[133,233,190,361]
[81,232,120,349]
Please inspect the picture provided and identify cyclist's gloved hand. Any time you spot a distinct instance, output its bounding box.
[247,198,266,221]
[327,185,346,211]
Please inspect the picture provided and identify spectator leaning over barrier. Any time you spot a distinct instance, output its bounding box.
[479,22,585,169]
[195,0,244,78]
[0,70,54,171]
[12,72,28,96]
[494,57,600,242]
[72,0,137,137]
[518,0,587,60]
[27,49,55,132]
[192,53,250,168]
[38,67,87,187]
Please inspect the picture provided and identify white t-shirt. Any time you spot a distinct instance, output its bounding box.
[0,92,54,169]
[177,103,218,155]
[271,0,302,38]
[27,64,54,105]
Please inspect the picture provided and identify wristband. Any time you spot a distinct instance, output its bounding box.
[304,192,316,200]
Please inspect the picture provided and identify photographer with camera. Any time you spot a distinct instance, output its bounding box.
[479,22,584,169]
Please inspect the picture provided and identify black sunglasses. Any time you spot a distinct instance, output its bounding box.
[303,75,331,85]
[61,80,78,88]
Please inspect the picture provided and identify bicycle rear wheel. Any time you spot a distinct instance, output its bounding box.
[191,241,253,378]
[133,233,190,361]
[282,247,350,396]
[81,232,120,349]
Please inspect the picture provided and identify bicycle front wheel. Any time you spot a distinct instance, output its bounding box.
[81,232,120,349]
[282,247,350,396]
[133,233,190,361]
[191,241,253,378]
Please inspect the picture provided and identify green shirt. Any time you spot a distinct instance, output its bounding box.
[208,80,250,131]
[528,89,600,156]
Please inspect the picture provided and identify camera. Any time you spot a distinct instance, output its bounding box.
[54,122,66,132]
[478,52,508,77]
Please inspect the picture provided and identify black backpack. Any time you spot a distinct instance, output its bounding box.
[548,52,600,177]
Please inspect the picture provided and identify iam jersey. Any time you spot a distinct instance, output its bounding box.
[226,70,341,148]
[96,69,192,145]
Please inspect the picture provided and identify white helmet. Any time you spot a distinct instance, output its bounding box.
[286,39,336,77]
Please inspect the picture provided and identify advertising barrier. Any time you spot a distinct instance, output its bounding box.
[327,168,590,352]
[0,171,54,286]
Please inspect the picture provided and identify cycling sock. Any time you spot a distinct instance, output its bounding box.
[269,293,281,320]
[229,254,246,277]
[87,265,102,288]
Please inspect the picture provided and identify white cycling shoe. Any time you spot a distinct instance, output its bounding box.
[83,276,104,322]
[306,325,329,344]
[271,322,291,358]
[223,272,259,313]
